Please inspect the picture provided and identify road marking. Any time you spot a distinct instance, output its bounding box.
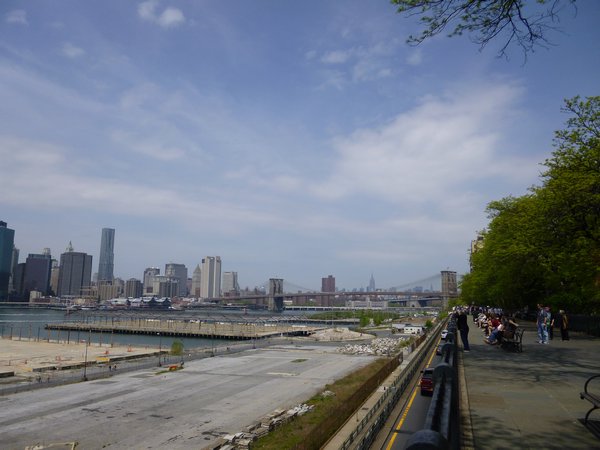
[385,341,439,450]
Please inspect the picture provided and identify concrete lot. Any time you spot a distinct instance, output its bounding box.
[0,339,158,380]
[0,343,377,449]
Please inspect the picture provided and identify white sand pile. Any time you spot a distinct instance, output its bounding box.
[306,327,374,342]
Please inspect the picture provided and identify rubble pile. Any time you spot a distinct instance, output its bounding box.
[306,327,373,342]
[205,404,314,450]
[336,337,407,356]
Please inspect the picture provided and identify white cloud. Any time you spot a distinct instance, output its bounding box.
[311,83,537,204]
[138,1,185,28]
[62,42,85,58]
[6,10,27,25]
[321,50,352,64]
[406,50,423,66]
[110,130,186,161]
[158,7,185,28]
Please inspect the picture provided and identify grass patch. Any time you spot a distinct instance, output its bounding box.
[253,357,394,450]
[291,359,307,363]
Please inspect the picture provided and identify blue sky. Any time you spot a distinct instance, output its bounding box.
[1,1,599,291]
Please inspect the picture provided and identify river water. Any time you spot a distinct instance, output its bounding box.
[0,307,266,349]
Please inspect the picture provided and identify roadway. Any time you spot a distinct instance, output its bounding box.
[375,337,444,450]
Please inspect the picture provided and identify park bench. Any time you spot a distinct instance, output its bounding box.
[580,374,600,426]
[500,328,523,352]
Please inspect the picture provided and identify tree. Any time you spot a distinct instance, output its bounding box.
[391,0,576,57]
[460,96,600,313]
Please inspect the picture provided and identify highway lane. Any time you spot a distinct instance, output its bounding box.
[379,338,444,450]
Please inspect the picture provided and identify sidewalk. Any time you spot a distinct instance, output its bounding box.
[460,323,600,449]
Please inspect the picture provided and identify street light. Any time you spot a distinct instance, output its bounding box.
[82,328,90,381]
[157,332,162,367]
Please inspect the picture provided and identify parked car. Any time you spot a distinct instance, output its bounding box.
[420,367,434,395]
[441,329,449,340]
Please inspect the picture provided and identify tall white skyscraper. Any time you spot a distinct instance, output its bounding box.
[97,228,115,282]
[200,256,221,299]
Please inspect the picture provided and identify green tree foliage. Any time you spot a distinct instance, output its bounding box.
[391,0,576,57]
[461,96,600,314]
[171,340,184,356]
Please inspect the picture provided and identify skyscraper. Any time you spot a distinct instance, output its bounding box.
[165,263,188,297]
[222,271,239,295]
[0,221,16,300]
[57,242,93,298]
[23,251,53,297]
[97,228,115,282]
[191,264,201,298]
[200,256,221,299]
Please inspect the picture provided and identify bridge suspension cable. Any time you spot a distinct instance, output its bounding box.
[391,273,441,291]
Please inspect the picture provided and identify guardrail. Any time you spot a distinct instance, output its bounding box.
[339,320,448,450]
[406,318,459,450]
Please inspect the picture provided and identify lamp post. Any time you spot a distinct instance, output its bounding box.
[157,332,162,367]
[82,328,90,381]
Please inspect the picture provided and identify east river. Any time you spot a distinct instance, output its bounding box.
[0,306,301,349]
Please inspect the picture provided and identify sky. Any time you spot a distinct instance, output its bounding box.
[1,1,599,292]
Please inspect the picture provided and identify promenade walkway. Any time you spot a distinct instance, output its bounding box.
[460,322,600,449]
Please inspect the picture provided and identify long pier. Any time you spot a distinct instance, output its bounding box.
[45,318,322,340]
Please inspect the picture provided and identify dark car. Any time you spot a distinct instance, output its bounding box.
[436,343,444,356]
[420,367,434,395]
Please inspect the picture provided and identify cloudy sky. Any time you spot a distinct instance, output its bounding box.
[1,1,599,291]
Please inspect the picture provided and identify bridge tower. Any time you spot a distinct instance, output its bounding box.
[268,278,284,312]
[441,270,458,309]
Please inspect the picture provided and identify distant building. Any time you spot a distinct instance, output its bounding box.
[470,233,485,269]
[0,221,16,300]
[165,263,188,297]
[143,267,160,294]
[8,245,19,294]
[367,273,376,292]
[191,264,201,298]
[57,242,93,298]
[97,281,120,301]
[200,256,221,298]
[321,275,335,293]
[125,278,143,298]
[222,271,239,296]
[23,251,53,296]
[50,260,60,295]
[97,228,115,282]
[13,263,26,299]
[151,275,179,298]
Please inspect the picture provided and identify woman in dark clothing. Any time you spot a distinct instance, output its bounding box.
[457,311,470,352]
[557,310,570,340]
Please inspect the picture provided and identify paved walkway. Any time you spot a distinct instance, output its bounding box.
[460,322,600,450]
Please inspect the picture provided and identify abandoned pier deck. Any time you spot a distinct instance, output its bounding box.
[45,318,322,340]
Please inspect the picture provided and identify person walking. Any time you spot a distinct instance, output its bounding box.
[457,309,470,352]
[537,304,549,344]
[558,309,570,341]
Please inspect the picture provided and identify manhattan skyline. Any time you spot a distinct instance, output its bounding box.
[1,1,599,290]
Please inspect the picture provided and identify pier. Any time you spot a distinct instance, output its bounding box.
[45,317,322,340]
